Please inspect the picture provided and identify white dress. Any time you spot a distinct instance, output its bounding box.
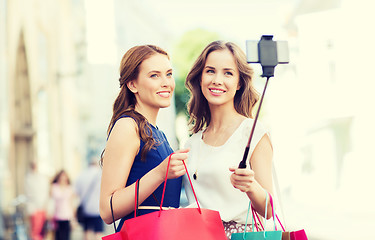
[183,118,271,223]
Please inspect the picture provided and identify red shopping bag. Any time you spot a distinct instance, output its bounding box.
[280,228,308,240]
[102,230,129,240]
[271,165,308,240]
[272,196,308,240]
[122,207,225,240]
[275,211,308,240]
[102,153,227,240]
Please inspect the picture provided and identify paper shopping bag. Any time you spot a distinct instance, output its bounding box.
[102,230,129,240]
[103,153,227,240]
[274,208,308,240]
[232,231,282,240]
[122,207,226,240]
[274,204,308,240]
[121,155,226,240]
[282,232,291,240]
[231,192,282,240]
[290,229,308,240]
[281,230,308,240]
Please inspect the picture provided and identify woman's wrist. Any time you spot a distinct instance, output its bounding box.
[246,180,264,199]
[149,165,166,184]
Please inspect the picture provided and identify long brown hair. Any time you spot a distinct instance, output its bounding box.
[101,45,170,164]
[185,41,259,134]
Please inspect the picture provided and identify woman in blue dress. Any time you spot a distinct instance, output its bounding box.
[99,45,189,229]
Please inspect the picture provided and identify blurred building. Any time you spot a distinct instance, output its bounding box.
[0,0,178,215]
[0,0,87,210]
[266,0,375,238]
[288,0,375,204]
[82,0,178,154]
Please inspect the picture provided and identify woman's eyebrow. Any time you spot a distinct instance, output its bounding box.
[204,65,215,69]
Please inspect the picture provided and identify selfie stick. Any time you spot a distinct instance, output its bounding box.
[238,35,289,169]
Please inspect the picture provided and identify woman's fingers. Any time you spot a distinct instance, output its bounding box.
[174,148,190,154]
[229,167,255,192]
[165,149,190,179]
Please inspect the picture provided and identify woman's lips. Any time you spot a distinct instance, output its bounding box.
[209,88,226,95]
[157,91,171,98]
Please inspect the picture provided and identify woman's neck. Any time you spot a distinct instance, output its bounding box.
[208,105,243,132]
[134,103,159,126]
[202,106,245,146]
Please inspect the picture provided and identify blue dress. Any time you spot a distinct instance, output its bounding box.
[108,115,182,231]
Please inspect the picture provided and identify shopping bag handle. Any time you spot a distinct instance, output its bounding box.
[110,194,117,232]
[159,153,201,216]
[132,153,202,217]
[268,190,286,231]
[269,192,278,231]
[243,191,280,238]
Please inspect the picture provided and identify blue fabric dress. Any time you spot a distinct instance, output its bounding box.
[108,115,182,231]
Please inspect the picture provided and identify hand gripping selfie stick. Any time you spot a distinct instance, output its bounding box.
[238,35,289,169]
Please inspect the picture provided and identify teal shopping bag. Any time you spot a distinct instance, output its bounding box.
[231,231,282,240]
[231,192,282,240]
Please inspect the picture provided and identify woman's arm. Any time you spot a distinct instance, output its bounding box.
[230,134,274,219]
[100,118,189,224]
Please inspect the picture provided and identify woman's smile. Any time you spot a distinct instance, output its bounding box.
[157,90,171,98]
[209,87,226,96]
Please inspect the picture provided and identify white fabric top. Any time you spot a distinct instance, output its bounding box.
[183,118,270,223]
[50,184,75,220]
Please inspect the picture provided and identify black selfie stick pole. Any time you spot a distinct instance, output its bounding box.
[238,76,271,169]
[238,35,280,169]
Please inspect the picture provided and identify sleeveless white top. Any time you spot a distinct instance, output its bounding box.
[183,118,270,223]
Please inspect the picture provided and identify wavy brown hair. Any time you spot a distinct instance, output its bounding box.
[185,41,259,134]
[101,45,169,164]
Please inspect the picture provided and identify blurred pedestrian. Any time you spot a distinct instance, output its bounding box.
[75,157,104,240]
[50,170,76,240]
[24,161,49,240]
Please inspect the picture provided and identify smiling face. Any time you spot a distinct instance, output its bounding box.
[127,53,175,111]
[200,49,240,109]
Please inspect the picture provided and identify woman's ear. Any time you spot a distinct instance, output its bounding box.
[127,80,138,93]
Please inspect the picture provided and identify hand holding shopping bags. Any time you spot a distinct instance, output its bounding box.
[102,153,227,240]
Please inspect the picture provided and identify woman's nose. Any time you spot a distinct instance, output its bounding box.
[212,75,223,85]
[161,75,173,87]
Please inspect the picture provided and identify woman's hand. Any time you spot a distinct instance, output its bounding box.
[229,167,256,193]
[157,149,190,180]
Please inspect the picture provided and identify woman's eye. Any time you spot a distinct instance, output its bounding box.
[167,72,173,77]
[206,69,215,74]
[225,72,233,76]
[150,74,158,78]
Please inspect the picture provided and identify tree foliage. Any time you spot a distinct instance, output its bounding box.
[171,29,220,116]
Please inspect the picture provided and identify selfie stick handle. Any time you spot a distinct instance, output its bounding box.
[238,75,271,169]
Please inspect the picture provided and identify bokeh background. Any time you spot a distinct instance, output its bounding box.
[1,0,375,239]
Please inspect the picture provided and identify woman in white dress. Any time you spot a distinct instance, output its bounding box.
[183,41,274,239]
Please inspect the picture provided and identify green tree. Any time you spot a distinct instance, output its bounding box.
[171,29,220,116]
